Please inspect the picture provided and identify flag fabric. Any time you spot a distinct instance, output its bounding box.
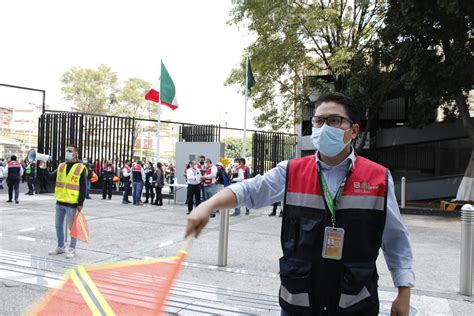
[144,60,178,111]
[145,88,160,103]
[159,61,178,110]
[246,54,256,91]
[29,236,193,316]
[70,212,89,243]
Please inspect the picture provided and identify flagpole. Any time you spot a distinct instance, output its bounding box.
[157,62,161,162]
[157,103,161,162]
[242,50,249,159]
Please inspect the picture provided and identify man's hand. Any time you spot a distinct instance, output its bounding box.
[185,202,213,238]
[391,286,410,316]
[77,205,83,213]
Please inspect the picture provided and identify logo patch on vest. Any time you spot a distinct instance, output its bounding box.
[353,182,379,194]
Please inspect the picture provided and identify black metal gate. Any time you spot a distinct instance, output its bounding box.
[179,124,220,142]
[38,112,135,169]
[252,132,297,176]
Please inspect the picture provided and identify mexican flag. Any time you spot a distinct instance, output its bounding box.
[145,60,179,110]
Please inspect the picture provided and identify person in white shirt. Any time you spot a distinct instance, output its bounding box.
[0,159,5,190]
[186,161,201,215]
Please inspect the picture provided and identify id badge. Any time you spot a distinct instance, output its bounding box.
[322,227,345,260]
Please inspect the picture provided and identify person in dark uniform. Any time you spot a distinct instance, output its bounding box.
[37,160,49,193]
[153,162,164,206]
[121,160,132,204]
[144,162,155,204]
[25,161,37,195]
[6,155,23,204]
[101,161,115,200]
[185,92,414,316]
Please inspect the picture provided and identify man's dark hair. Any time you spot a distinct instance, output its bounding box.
[67,144,79,152]
[314,92,358,122]
[11,155,17,161]
[240,158,246,165]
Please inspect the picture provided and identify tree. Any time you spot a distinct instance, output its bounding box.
[226,0,386,130]
[110,78,156,120]
[60,65,118,114]
[223,137,252,159]
[382,0,474,201]
[347,42,399,152]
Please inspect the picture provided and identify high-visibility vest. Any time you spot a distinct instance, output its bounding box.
[280,155,387,314]
[55,162,85,204]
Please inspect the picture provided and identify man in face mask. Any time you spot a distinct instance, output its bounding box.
[48,145,87,259]
[185,92,414,316]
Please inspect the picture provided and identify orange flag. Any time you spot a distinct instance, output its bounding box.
[28,235,193,316]
[70,212,89,243]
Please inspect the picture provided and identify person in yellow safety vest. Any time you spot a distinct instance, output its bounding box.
[48,144,87,259]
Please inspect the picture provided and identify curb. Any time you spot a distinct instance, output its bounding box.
[401,207,460,217]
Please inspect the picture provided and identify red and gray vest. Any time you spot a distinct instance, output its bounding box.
[280,154,387,315]
[203,165,215,185]
[131,165,143,183]
[237,165,249,179]
[7,161,21,180]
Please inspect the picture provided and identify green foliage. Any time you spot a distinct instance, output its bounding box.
[382,0,474,201]
[222,137,252,159]
[226,0,386,130]
[111,78,157,120]
[60,66,158,120]
[60,65,118,114]
[381,0,474,129]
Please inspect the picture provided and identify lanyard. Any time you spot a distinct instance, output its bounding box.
[318,164,352,226]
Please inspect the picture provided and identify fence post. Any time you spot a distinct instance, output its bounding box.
[218,209,230,266]
[401,177,406,208]
[460,204,474,296]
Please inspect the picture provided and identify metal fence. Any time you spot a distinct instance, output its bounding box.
[252,132,297,176]
[38,112,297,176]
[179,124,220,142]
[38,112,135,170]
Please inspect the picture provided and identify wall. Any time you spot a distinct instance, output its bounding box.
[175,142,225,203]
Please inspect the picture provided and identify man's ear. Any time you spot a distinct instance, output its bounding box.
[351,123,360,140]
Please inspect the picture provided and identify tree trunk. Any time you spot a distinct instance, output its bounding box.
[454,89,474,202]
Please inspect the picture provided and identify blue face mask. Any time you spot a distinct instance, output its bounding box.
[311,124,351,157]
[65,152,73,162]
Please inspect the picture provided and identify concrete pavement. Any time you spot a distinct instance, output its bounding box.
[0,183,473,315]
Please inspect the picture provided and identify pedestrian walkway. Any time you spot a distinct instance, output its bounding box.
[0,189,473,315]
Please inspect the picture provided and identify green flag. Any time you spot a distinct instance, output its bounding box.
[246,55,256,91]
[160,60,178,110]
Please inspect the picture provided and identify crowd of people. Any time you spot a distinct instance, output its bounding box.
[183,156,254,216]
[0,157,51,202]
[0,155,176,207]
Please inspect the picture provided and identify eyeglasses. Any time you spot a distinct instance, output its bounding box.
[311,115,353,128]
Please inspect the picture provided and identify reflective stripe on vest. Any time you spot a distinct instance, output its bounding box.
[280,154,387,312]
[7,161,21,179]
[55,163,85,204]
[280,285,310,307]
[286,155,386,211]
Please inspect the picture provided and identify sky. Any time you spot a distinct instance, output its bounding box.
[0,0,257,130]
